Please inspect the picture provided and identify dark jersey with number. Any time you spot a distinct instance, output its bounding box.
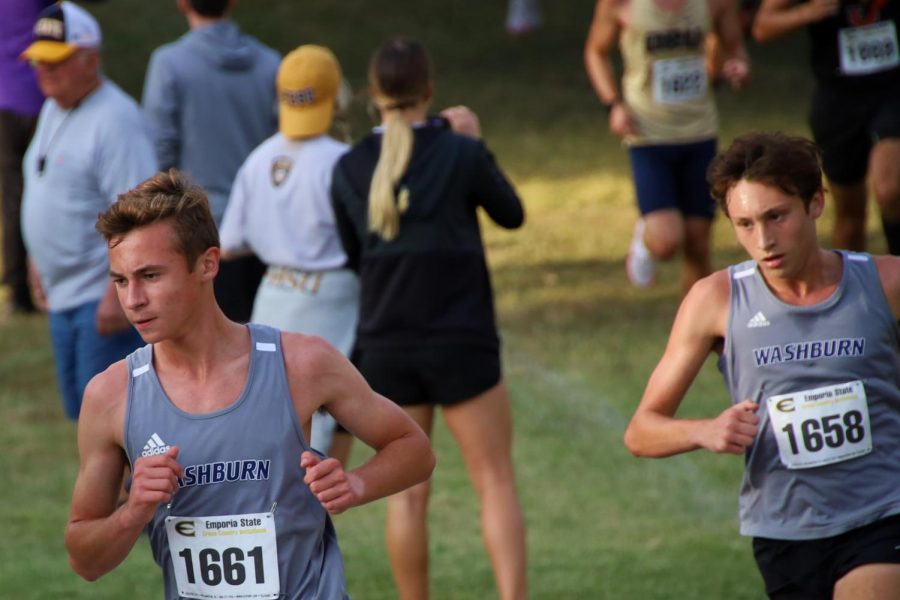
[718,251,900,540]
[124,324,348,599]
[807,0,900,91]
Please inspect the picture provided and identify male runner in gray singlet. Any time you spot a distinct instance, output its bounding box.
[63,170,434,599]
[625,132,900,600]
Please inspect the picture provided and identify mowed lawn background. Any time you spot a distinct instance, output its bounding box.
[0,1,885,598]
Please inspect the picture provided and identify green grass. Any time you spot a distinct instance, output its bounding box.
[0,0,890,598]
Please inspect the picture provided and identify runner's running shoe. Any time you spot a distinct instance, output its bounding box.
[625,219,655,288]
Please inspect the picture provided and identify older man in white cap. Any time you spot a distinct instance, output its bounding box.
[20,1,156,420]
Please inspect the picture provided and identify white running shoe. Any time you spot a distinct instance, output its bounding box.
[625,219,655,289]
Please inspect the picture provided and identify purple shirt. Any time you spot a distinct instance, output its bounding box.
[0,0,53,115]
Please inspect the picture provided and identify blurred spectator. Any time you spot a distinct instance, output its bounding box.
[142,0,280,322]
[220,45,358,460]
[0,0,53,314]
[20,1,154,419]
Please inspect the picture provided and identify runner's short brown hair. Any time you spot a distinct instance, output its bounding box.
[708,132,823,216]
[96,169,219,270]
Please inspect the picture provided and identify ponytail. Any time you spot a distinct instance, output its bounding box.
[368,110,413,240]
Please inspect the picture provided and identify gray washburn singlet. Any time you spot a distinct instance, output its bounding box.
[719,251,900,540]
[124,324,348,599]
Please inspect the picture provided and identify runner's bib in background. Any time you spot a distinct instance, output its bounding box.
[652,56,707,104]
[767,380,872,470]
[839,21,899,75]
[166,511,280,599]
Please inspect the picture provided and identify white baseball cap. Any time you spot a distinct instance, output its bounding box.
[21,1,102,64]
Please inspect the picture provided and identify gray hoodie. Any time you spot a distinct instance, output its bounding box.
[142,20,280,224]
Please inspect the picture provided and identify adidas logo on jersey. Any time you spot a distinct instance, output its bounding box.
[142,433,171,457]
[747,312,771,328]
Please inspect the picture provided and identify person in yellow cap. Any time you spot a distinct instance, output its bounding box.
[19,1,156,420]
[219,45,358,464]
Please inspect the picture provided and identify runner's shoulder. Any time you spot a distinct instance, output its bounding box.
[80,359,130,433]
[686,268,731,308]
[677,269,731,335]
[280,331,344,378]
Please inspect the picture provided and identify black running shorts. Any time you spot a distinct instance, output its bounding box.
[358,345,501,406]
[809,83,900,184]
[753,514,900,600]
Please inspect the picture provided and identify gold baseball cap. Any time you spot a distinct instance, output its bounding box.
[277,45,341,139]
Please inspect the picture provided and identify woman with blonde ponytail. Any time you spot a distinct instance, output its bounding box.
[331,38,528,600]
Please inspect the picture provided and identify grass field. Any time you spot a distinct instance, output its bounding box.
[0,0,888,598]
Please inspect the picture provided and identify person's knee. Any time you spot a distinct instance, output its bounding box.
[642,212,685,259]
[468,454,519,500]
[644,232,681,260]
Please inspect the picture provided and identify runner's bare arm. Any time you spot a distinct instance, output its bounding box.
[874,256,900,320]
[624,271,760,457]
[753,0,840,42]
[283,334,435,514]
[584,0,636,137]
[65,363,183,580]
[712,0,751,88]
[584,0,622,105]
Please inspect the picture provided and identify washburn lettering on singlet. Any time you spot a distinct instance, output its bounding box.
[752,337,865,367]
[177,459,271,489]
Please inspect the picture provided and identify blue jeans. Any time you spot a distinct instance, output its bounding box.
[48,300,143,420]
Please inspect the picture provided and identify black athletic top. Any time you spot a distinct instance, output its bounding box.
[807,0,900,91]
[330,119,523,352]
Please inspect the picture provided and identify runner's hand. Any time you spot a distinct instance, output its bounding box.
[27,261,48,313]
[722,57,750,90]
[124,446,182,528]
[698,400,760,454]
[301,451,364,515]
[805,0,839,21]
[609,102,637,138]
